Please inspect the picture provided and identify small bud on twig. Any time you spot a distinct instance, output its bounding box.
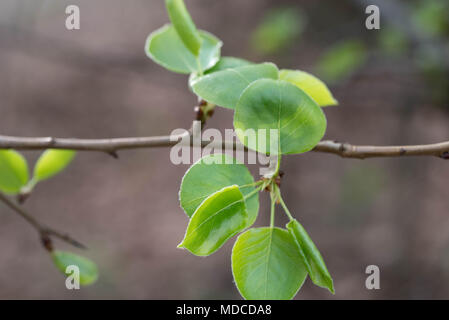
[41,233,54,252]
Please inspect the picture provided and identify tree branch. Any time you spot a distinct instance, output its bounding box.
[0,192,86,250]
[0,134,448,159]
[314,140,449,159]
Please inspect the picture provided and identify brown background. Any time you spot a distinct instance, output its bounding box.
[0,0,448,299]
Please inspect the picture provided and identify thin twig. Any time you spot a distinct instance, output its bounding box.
[314,140,449,159]
[0,192,86,250]
[0,134,448,159]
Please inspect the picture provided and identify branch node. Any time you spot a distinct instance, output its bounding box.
[46,137,56,146]
[194,106,203,122]
[107,150,119,159]
[40,233,54,252]
[338,142,353,157]
[17,191,31,204]
[275,170,284,188]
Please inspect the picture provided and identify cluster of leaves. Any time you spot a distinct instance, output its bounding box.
[0,149,74,195]
[0,149,98,285]
[0,0,340,297]
[146,0,338,299]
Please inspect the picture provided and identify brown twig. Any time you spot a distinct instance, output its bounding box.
[0,192,86,251]
[313,140,449,159]
[0,134,448,159]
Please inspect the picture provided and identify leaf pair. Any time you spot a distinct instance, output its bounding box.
[191,63,279,109]
[191,63,337,109]
[146,0,222,74]
[231,221,334,300]
[178,154,259,256]
[190,62,336,155]
[0,149,76,195]
[146,25,222,75]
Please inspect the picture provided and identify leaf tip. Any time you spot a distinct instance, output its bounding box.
[328,284,335,295]
[327,97,339,107]
[324,277,335,294]
[177,242,185,249]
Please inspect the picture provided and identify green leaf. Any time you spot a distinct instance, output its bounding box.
[51,251,98,286]
[251,7,306,55]
[180,154,259,227]
[205,57,252,74]
[234,79,327,155]
[287,219,334,294]
[316,40,367,83]
[33,149,76,182]
[412,1,449,37]
[0,150,29,194]
[232,227,308,300]
[279,69,338,107]
[165,0,202,56]
[178,185,248,256]
[377,27,408,57]
[189,57,253,88]
[146,24,222,74]
[191,63,279,109]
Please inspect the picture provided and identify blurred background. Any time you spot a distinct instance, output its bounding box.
[0,0,449,299]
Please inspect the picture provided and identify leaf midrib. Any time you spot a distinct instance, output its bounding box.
[263,228,274,299]
[188,197,245,237]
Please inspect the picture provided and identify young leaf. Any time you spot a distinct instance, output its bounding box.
[189,57,253,87]
[165,0,202,56]
[251,7,305,55]
[234,79,327,155]
[232,227,308,300]
[412,1,449,38]
[316,40,366,83]
[205,57,252,74]
[191,63,279,109]
[0,150,29,194]
[279,69,338,107]
[33,149,76,182]
[178,185,248,256]
[146,24,222,74]
[377,27,408,56]
[51,251,98,286]
[180,154,259,227]
[287,219,334,294]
